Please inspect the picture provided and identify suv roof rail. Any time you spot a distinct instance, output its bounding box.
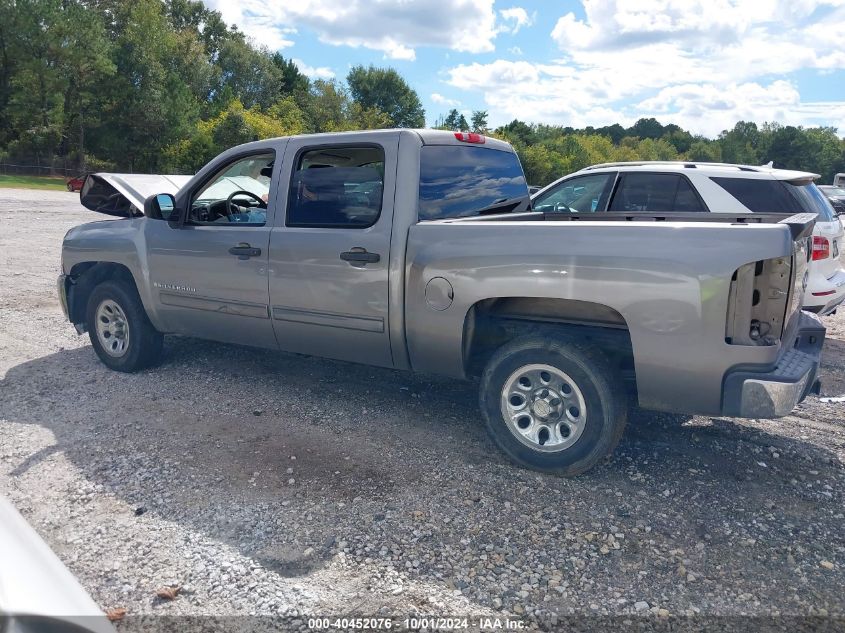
[581,161,765,172]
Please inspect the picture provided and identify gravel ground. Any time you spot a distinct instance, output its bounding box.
[1,188,844,631]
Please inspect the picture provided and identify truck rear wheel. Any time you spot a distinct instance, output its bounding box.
[86,280,163,372]
[479,335,627,476]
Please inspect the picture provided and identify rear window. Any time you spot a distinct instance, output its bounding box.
[711,177,835,221]
[418,146,529,220]
[787,182,837,222]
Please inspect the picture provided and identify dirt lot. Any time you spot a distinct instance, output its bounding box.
[1,188,844,630]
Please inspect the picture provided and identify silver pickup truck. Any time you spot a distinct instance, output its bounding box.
[59,129,825,475]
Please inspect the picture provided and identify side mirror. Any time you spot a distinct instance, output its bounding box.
[143,193,177,221]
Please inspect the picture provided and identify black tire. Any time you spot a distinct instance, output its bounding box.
[86,279,163,372]
[66,183,74,191]
[479,335,627,476]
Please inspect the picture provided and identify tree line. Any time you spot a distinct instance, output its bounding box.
[491,118,845,186]
[0,0,424,173]
[2,0,844,185]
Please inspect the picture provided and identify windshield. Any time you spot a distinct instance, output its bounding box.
[198,175,269,202]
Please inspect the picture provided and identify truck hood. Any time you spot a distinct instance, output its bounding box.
[80,173,192,217]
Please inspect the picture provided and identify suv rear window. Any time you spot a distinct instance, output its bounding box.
[787,182,837,222]
[418,146,529,220]
[711,177,836,221]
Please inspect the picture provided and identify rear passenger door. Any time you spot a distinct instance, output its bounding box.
[608,173,706,213]
[267,134,398,367]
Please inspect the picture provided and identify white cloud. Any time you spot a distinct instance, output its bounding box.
[499,7,534,34]
[292,58,335,80]
[431,93,461,107]
[204,0,499,59]
[445,0,845,135]
[508,45,523,55]
[637,81,801,116]
[636,81,845,135]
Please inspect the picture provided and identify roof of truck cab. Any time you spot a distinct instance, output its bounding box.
[280,128,514,152]
[577,161,819,182]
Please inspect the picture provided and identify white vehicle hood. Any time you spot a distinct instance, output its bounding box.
[0,496,115,633]
[80,173,192,217]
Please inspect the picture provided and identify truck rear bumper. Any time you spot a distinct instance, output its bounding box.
[722,311,825,418]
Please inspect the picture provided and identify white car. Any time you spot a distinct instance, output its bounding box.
[0,496,115,633]
[531,161,845,315]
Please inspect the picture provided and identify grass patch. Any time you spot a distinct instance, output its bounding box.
[0,174,69,191]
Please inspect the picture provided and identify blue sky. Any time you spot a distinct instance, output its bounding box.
[205,0,845,137]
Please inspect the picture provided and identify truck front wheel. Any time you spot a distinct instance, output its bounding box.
[479,336,627,476]
[85,280,163,372]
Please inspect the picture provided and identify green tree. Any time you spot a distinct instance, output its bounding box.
[213,38,285,110]
[470,110,488,133]
[346,65,425,128]
[271,53,310,98]
[495,119,537,146]
[442,109,462,130]
[628,117,665,140]
[804,127,844,182]
[594,123,626,144]
[0,0,24,145]
[662,127,695,154]
[164,0,229,58]
[3,0,67,164]
[304,80,350,133]
[347,103,393,130]
[2,0,115,167]
[92,0,199,171]
[165,98,306,172]
[685,139,722,162]
[765,125,813,171]
[718,121,762,165]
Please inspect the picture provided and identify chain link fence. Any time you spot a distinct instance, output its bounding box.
[0,163,80,177]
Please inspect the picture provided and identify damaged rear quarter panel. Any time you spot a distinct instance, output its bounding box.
[405,220,796,415]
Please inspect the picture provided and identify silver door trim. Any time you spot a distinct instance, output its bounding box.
[271,305,384,333]
[160,292,270,319]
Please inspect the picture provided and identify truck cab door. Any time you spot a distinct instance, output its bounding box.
[268,134,398,367]
[143,144,285,349]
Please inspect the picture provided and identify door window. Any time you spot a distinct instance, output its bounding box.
[609,173,705,212]
[286,146,385,228]
[188,152,274,226]
[532,173,615,213]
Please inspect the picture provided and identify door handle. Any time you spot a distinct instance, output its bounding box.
[229,243,262,259]
[340,248,380,264]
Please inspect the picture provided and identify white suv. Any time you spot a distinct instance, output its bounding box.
[531,162,845,315]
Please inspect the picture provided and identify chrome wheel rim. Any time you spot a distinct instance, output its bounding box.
[95,299,130,357]
[500,363,587,452]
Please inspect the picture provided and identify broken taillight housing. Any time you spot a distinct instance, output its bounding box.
[812,236,830,261]
[725,256,792,346]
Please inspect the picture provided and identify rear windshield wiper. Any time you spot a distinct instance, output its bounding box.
[477,196,532,216]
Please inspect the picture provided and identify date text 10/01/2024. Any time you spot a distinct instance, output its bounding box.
[306,617,527,630]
